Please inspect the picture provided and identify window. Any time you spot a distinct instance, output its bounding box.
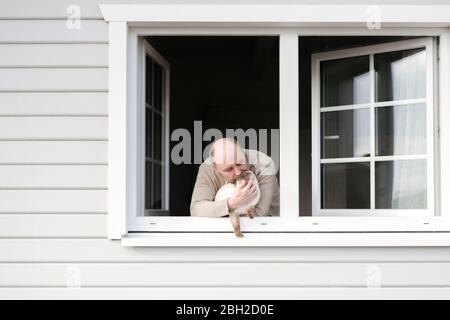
[311,38,436,216]
[102,4,450,244]
[134,35,280,224]
[139,41,170,216]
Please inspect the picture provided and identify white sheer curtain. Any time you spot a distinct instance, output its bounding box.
[390,50,427,208]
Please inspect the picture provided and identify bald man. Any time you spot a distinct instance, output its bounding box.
[190,138,279,217]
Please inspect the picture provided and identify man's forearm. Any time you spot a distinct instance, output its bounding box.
[190,198,230,217]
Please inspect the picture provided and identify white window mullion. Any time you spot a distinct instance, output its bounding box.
[438,30,450,218]
[321,154,428,164]
[129,31,140,222]
[311,47,321,216]
[426,38,436,216]
[138,38,146,218]
[320,98,428,113]
[370,53,375,211]
[279,33,299,218]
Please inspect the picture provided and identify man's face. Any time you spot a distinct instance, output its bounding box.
[213,144,248,183]
[214,162,249,183]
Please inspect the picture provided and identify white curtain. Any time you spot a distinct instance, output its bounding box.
[389,50,427,208]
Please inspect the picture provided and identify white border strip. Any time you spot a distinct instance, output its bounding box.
[100,5,450,25]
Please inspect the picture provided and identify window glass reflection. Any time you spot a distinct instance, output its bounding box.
[321,55,370,107]
[321,109,370,158]
[375,160,427,209]
[375,48,426,102]
[376,104,426,156]
[322,162,370,209]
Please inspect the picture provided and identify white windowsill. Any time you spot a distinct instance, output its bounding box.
[121,232,450,247]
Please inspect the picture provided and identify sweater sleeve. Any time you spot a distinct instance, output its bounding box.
[254,155,279,216]
[190,164,230,217]
[254,174,279,216]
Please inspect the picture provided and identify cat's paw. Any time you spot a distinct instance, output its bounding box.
[247,207,254,219]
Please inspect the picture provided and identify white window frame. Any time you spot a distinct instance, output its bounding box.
[312,38,436,217]
[128,29,299,233]
[101,4,450,246]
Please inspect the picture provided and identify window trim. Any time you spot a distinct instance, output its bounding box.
[121,232,450,247]
[101,4,450,245]
[128,30,299,232]
[311,37,436,217]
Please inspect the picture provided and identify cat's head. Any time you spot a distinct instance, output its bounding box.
[236,167,256,183]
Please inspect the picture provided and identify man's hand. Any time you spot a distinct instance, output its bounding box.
[227,180,257,211]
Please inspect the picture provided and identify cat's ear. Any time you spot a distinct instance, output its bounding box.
[249,165,256,174]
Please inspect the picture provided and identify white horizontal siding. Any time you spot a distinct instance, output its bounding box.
[0,141,106,164]
[1,262,450,287]
[0,44,108,67]
[0,10,115,298]
[2,240,450,262]
[1,287,450,300]
[0,165,107,188]
[0,92,107,115]
[0,215,107,238]
[0,20,107,43]
[0,190,106,213]
[0,117,107,140]
[0,68,107,91]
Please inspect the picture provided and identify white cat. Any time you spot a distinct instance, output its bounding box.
[214,169,261,237]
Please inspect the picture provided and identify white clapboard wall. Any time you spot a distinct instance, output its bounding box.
[0,0,450,299]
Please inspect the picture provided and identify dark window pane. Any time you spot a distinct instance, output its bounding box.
[321,162,370,209]
[154,112,162,161]
[321,55,370,107]
[145,56,153,105]
[152,163,162,209]
[376,104,426,156]
[154,62,163,112]
[145,162,152,209]
[321,109,370,158]
[375,160,427,209]
[145,109,152,158]
[375,48,426,102]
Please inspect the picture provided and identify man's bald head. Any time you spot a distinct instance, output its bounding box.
[210,138,246,166]
[208,138,249,183]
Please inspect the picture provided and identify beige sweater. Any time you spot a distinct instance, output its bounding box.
[190,149,280,217]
